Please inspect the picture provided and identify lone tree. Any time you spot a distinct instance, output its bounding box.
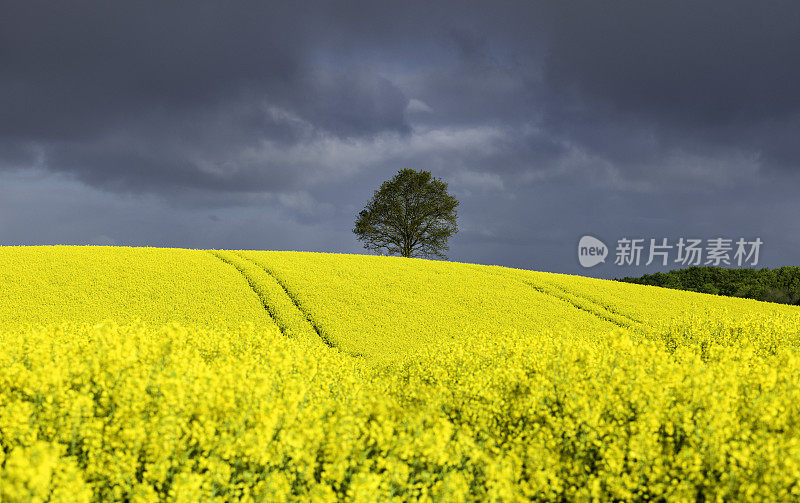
[353,169,459,258]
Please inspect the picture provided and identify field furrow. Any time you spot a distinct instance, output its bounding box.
[208,250,324,346]
[523,280,642,331]
[465,262,643,331]
[239,250,621,359]
[539,279,644,326]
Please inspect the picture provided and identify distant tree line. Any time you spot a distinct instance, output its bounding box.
[616,266,800,305]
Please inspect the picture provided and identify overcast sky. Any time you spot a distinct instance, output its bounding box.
[2,1,799,277]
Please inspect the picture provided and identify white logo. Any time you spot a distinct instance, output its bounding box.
[611,237,762,267]
[578,235,608,268]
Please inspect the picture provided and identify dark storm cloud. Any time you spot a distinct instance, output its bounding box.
[1,1,799,274]
[6,0,798,190]
[539,1,800,126]
[0,0,418,141]
[0,1,412,193]
[1,2,297,139]
[534,0,800,175]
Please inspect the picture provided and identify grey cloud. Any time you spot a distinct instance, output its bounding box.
[538,1,800,126]
[1,0,412,197]
[1,1,799,276]
[295,69,410,137]
[532,0,800,175]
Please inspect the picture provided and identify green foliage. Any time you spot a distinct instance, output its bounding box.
[617,266,800,305]
[353,169,459,258]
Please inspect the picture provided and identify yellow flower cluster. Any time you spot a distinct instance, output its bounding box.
[3,318,800,501]
[1,247,800,500]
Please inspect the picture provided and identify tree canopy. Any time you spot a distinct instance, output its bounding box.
[353,169,459,259]
[617,266,800,305]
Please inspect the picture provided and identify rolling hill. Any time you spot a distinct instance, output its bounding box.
[1,246,799,501]
[3,246,797,353]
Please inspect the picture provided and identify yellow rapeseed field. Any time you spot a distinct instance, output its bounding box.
[2,246,800,501]
[0,246,275,331]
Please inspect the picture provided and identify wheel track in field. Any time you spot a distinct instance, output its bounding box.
[537,280,643,327]
[466,264,642,332]
[207,250,270,313]
[213,248,641,348]
[231,251,336,348]
[523,281,643,332]
[207,250,335,349]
